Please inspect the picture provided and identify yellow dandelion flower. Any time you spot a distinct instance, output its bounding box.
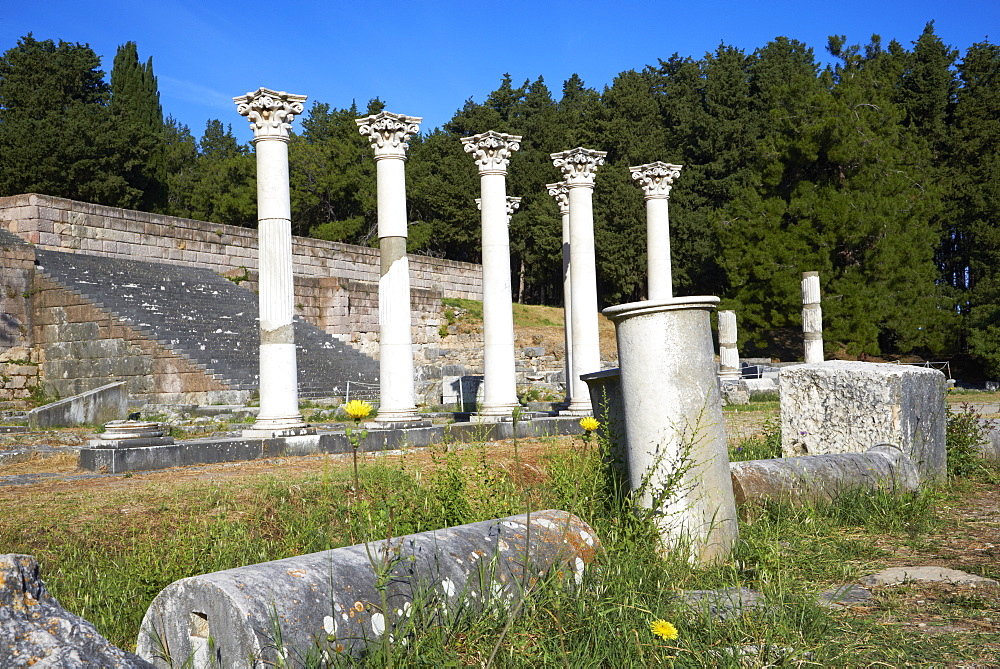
[650,619,678,640]
[579,416,600,432]
[343,400,373,420]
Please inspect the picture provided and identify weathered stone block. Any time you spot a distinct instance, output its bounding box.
[0,554,152,668]
[28,381,127,428]
[779,361,947,481]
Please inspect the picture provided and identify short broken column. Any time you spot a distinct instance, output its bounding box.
[718,310,741,382]
[234,88,312,438]
[136,510,600,665]
[629,162,682,300]
[604,297,739,564]
[779,360,948,482]
[730,444,920,506]
[801,271,824,363]
[357,112,425,426]
[551,147,606,414]
[547,181,573,406]
[464,131,522,419]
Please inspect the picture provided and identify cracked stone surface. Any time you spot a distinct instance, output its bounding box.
[860,566,999,587]
[0,554,152,668]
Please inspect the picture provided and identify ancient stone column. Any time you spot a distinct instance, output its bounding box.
[718,310,741,381]
[604,297,739,564]
[551,148,606,414]
[546,182,573,406]
[357,112,424,425]
[630,162,682,300]
[802,271,824,363]
[234,88,311,438]
[463,131,522,418]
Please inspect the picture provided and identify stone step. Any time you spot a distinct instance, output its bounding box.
[35,249,379,396]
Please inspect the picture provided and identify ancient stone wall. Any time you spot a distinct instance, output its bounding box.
[0,229,35,351]
[0,193,481,298]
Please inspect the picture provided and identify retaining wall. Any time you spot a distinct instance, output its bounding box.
[0,193,482,299]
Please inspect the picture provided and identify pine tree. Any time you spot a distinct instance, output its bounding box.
[289,100,377,243]
[174,120,256,226]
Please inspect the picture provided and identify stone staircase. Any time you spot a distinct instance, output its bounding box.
[34,249,378,398]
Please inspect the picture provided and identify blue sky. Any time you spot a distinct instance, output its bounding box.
[5,1,997,143]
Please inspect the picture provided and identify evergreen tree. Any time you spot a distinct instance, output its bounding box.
[950,41,1000,374]
[170,120,255,226]
[109,41,166,210]
[0,34,138,206]
[289,100,377,243]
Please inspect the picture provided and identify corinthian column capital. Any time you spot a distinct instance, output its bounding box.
[356,111,422,159]
[546,182,570,215]
[506,196,521,217]
[550,147,607,187]
[630,162,683,199]
[461,130,522,175]
[234,88,307,142]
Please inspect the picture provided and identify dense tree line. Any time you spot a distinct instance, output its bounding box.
[1,27,998,372]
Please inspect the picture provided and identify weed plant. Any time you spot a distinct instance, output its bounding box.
[946,402,998,481]
[2,418,997,665]
[728,418,782,462]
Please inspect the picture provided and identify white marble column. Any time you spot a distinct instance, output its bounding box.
[356,112,425,425]
[718,310,741,381]
[630,162,682,300]
[234,88,312,438]
[604,297,739,564]
[546,182,573,406]
[551,147,606,414]
[463,131,522,418]
[802,271,824,364]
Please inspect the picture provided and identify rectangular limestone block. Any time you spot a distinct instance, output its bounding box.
[779,361,947,482]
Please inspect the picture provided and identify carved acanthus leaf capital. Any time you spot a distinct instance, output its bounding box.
[461,131,521,175]
[550,147,607,187]
[234,88,307,142]
[545,182,569,215]
[356,111,422,159]
[506,196,522,217]
[629,162,683,199]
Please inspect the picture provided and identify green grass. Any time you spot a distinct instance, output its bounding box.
[3,425,998,666]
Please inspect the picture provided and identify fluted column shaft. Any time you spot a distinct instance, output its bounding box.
[235,88,310,437]
[552,148,606,414]
[631,162,682,301]
[718,310,740,381]
[375,156,418,421]
[464,132,521,417]
[567,184,600,411]
[802,271,824,364]
[547,182,572,405]
[357,112,423,424]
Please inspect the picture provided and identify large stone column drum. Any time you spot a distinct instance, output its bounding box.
[603,297,739,564]
[234,88,311,438]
